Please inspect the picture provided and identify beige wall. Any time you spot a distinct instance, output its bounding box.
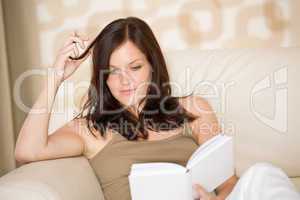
[1,0,300,175]
[0,0,16,176]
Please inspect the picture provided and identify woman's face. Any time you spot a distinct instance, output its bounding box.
[106,40,152,112]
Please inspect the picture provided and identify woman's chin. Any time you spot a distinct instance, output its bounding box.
[118,98,137,108]
[116,92,145,110]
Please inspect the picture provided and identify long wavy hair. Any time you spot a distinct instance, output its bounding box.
[72,16,198,141]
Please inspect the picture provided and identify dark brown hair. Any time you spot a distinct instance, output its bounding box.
[72,16,198,141]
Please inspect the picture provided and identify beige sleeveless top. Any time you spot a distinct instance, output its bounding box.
[88,122,199,200]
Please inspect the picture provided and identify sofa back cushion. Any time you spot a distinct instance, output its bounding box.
[48,47,300,178]
[166,48,300,177]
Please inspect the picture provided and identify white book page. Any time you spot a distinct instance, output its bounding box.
[129,164,193,200]
[186,134,224,168]
[184,135,234,192]
[130,162,186,177]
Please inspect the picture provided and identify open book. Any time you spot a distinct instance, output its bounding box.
[128,134,234,200]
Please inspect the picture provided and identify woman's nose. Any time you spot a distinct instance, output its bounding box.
[119,70,131,85]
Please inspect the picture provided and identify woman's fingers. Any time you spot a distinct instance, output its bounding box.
[57,31,92,65]
[63,36,85,49]
[193,183,211,200]
[60,42,77,55]
[76,49,91,63]
[60,43,74,53]
[62,33,91,58]
[62,43,90,63]
[75,32,89,42]
[63,31,87,48]
[58,43,76,60]
[62,48,75,61]
[73,31,91,50]
[72,42,80,57]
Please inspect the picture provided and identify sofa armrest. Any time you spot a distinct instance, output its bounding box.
[0,156,105,200]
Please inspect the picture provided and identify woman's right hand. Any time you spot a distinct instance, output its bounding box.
[52,31,90,83]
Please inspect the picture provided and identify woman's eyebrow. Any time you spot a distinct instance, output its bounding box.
[109,58,142,68]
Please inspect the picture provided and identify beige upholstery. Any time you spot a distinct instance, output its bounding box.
[0,48,299,199]
[0,157,105,200]
[165,47,300,177]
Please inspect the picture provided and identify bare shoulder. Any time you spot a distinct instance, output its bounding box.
[178,95,222,145]
[69,118,96,137]
[70,118,116,143]
[70,118,114,160]
[178,95,213,117]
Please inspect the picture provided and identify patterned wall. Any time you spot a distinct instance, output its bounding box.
[2,0,299,133]
[35,0,298,67]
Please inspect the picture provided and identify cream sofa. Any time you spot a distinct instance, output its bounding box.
[0,48,299,199]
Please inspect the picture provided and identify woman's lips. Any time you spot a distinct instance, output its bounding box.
[120,88,136,95]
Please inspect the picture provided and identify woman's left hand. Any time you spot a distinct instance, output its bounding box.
[193,184,218,200]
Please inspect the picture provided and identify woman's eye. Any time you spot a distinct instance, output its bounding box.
[108,69,119,74]
[131,65,142,70]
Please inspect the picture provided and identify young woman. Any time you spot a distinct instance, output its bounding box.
[15,17,299,200]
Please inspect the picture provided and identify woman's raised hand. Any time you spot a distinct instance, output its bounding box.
[52,31,90,83]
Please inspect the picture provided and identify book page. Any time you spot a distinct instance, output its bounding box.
[185,135,234,192]
[186,134,223,168]
[129,164,193,200]
[130,162,186,176]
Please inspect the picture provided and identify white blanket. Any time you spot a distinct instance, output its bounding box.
[226,162,300,200]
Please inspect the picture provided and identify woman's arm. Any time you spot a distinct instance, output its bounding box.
[193,175,238,200]
[180,95,238,199]
[15,72,64,163]
[214,175,238,200]
[15,32,90,164]
[179,95,222,144]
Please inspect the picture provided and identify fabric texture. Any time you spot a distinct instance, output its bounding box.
[226,162,300,200]
[0,157,105,200]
